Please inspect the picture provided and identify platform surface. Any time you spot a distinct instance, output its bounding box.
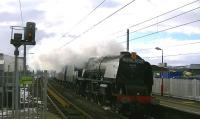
[154,95,200,115]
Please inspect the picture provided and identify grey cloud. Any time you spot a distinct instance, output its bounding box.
[149,55,200,66]
[0,0,44,22]
[0,12,18,22]
[23,9,45,22]
[0,26,54,55]
[35,30,56,42]
[7,0,41,9]
[103,0,120,8]
[17,32,55,58]
[166,55,200,66]
[0,27,16,55]
[0,9,45,23]
[25,30,55,52]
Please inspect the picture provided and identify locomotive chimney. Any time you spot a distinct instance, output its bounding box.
[120,51,130,56]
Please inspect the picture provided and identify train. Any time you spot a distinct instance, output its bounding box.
[54,51,154,118]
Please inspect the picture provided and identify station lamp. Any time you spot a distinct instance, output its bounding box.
[155,47,164,96]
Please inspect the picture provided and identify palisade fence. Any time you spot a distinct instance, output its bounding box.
[0,71,47,119]
[152,78,200,101]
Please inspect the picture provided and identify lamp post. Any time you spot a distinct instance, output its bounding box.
[155,47,164,96]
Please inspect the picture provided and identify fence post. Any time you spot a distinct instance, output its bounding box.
[42,71,47,119]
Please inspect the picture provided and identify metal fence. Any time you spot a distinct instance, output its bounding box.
[0,72,47,119]
[152,78,200,101]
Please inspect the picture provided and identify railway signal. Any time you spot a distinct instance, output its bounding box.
[10,22,36,119]
[10,33,23,48]
[10,22,36,46]
[24,22,36,45]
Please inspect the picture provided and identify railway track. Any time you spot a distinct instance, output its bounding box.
[48,80,128,119]
[48,84,93,119]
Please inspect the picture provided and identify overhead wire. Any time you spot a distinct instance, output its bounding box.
[115,6,200,39]
[128,0,199,29]
[60,0,136,48]
[119,19,200,43]
[59,0,107,40]
[112,0,200,35]
[129,6,200,35]
[60,0,200,48]
[70,0,107,30]
[115,0,200,61]
[91,0,136,30]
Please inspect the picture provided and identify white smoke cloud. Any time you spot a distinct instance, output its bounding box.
[28,37,124,71]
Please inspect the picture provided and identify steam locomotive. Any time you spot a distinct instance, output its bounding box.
[55,51,154,117]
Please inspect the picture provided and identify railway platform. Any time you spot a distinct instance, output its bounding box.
[154,94,200,116]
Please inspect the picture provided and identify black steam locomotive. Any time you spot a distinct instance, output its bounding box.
[55,51,154,117]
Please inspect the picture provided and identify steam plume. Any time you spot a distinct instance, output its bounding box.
[28,39,124,72]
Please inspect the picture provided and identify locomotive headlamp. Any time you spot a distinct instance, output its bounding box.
[131,52,137,60]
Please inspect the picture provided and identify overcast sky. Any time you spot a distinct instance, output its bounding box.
[0,0,200,71]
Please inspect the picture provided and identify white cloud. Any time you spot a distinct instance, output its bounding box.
[0,0,200,70]
[131,38,200,66]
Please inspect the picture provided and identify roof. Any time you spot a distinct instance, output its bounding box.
[189,64,200,69]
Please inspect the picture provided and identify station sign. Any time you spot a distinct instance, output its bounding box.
[20,76,33,84]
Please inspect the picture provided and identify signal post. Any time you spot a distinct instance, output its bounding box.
[10,22,36,119]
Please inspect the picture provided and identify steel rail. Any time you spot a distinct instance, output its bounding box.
[47,95,68,119]
[48,84,93,119]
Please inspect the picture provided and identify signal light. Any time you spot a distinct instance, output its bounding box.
[24,22,35,42]
[10,33,23,47]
